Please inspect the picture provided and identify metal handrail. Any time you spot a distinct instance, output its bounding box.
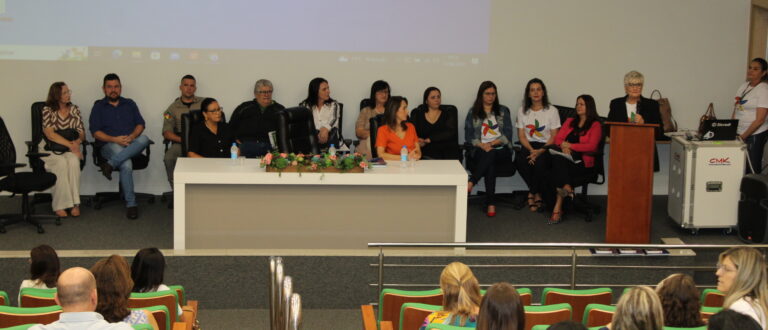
[368,242,768,249]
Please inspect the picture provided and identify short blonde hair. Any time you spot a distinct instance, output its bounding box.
[624,71,645,86]
[613,286,664,330]
[439,262,482,327]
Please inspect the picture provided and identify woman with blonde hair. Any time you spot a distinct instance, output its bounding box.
[600,286,663,330]
[420,262,482,329]
[716,246,768,329]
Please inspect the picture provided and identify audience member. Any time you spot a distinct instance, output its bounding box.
[732,58,768,173]
[91,255,159,329]
[607,70,663,171]
[162,75,203,193]
[475,282,524,330]
[131,248,182,318]
[410,87,460,160]
[465,81,513,217]
[300,77,342,149]
[40,82,84,218]
[547,95,601,224]
[600,286,663,330]
[355,80,389,158]
[419,262,482,329]
[229,79,285,157]
[515,78,560,213]
[708,309,763,330]
[375,96,421,161]
[548,321,587,330]
[187,98,235,158]
[717,246,768,329]
[30,267,133,330]
[19,244,60,303]
[89,73,150,219]
[655,273,705,328]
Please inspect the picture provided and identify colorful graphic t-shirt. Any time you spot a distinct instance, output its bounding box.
[480,114,502,143]
[515,105,561,143]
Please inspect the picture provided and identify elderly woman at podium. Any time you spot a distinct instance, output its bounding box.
[188,97,236,158]
[547,95,601,224]
[607,70,663,171]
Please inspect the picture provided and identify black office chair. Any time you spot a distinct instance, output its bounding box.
[335,103,352,149]
[0,116,60,233]
[568,118,607,222]
[462,142,518,205]
[276,107,320,154]
[367,114,385,159]
[180,110,205,156]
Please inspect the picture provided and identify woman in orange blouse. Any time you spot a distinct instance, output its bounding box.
[376,96,422,161]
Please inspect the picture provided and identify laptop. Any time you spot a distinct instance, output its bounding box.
[699,119,738,141]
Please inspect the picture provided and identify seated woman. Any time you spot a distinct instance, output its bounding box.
[410,87,459,160]
[548,95,602,224]
[420,262,482,329]
[300,77,342,149]
[476,282,525,330]
[131,247,183,319]
[515,78,560,213]
[607,70,663,171]
[355,80,389,158]
[716,247,768,328]
[41,82,85,218]
[599,286,663,330]
[91,255,159,330]
[655,273,705,328]
[187,97,235,158]
[19,245,59,302]
[375,96,422,161]
[465,81,513,217]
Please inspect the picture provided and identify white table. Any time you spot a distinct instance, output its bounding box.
[173,158,468,249]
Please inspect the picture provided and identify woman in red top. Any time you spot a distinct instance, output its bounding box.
[376,96,422,161]
[549,94,602,224]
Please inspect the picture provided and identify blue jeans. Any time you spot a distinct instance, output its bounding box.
[100,135,150,207]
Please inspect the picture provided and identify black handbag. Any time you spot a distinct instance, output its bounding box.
[44,128,79,154]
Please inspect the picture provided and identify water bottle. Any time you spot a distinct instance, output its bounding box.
[400,145,408,168]
[328,144,337,156]
[230,143,238,164]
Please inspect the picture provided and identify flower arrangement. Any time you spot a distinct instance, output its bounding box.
[260,151,369,174]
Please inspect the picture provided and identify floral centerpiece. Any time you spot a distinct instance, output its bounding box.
[260,151,369,174]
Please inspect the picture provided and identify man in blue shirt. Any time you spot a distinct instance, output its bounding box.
[89,73,150,219]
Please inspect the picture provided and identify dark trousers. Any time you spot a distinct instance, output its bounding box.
[515,142,551,195]
[469,146,512,206]
[240,141,272,158]
[746,130,768,173]
[550,155,594,188]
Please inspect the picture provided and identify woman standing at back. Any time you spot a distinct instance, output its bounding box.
[419,262,482,329]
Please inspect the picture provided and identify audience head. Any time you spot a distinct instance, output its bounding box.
[55,267,97,312]
[749,58,768,83]
[254,79,275,107]
[102,73,122,102]
[571,94,599,130]
[439,262,482,326]
[717,247,768,309]
[547,321,588,330]
[369,80,390,108]
[472,81,500,119]
[623,70,644,99]
[91,255,133,322]
[422,87,441,110]
[45,82,71,110]
[29,244,60,288]
[612,286,664,330]
[655,273,704,327]
[179,74,197,100]
[707,309,762,330]
[476,282,524,330]
[523,78,549,112]
[200,97,223,123]
[383,96,408,131]
[304,77,332,106]
[131,247,166,293]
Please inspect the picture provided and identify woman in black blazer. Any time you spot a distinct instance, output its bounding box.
[607,70,663,171]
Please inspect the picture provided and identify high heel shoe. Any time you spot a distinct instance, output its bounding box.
[556,188,575,200]
[548,211,562,225]
[486,205,496,217]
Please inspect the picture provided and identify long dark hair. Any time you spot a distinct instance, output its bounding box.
[753,58,768,82]
[91,255,133,322]
[523,78,550,114]
[656,274,705,328]
[476,282,525,330]
[45,82,69,111]
[369,80,390,107]
[384,96,408,131]
[471,81,500,120]
[30,244,60,288]
[570,94,599,133]
[131,247,166,293]
[302,77,334,107]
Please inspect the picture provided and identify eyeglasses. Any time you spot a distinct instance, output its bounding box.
[206,108,223,113]
[716,263,737,272]
[256,90,273,95]
[626,83,643,88]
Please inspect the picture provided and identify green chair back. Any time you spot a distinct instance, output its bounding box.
[542,288,612,322]
[18,288,57,308]
[379,288,442,326]
[400,303,441,330]
[582,303,615,327]
[1,324,40,330]
[131,305,171,330]
[129,290,180,324]
[0,305,62,328]
[132,324,155,330]
[524,303,573,329]
[700,288,724,307]
[167,285,186,305]
[0,291,8,306]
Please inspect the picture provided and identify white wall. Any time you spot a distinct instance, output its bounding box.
[0,0,750,195]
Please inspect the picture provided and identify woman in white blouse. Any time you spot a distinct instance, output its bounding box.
[732,58,768,173]
[716,247,768,329]
[300,77,342,149]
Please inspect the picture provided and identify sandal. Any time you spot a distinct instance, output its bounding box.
[548,211,562,225]
[54,210,68,218]
[528,197,543,212]
[70,206,80,217]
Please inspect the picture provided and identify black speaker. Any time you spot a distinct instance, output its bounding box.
[738,174,768,243]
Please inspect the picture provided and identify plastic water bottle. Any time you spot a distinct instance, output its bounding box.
[400,145,408,168]
[328,144,337,156]
[230,143,238,164]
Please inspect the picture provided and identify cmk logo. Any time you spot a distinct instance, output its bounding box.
[708,157,731,165]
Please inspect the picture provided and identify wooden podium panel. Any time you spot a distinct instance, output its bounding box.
[605,122,657,243]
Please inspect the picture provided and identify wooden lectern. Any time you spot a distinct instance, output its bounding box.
[605,122,658,243]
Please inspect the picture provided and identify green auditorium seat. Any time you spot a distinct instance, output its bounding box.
[524,303,572,330]
[128,290,180,324]
[18,288,56,308]
[700,288,724,307]
[700,306,722,322]
[132,305,170,330]
[1,324,40,330]
[0,305,61,328]
[582,303,615,328]
[379,288,442,329]
[400,303,441,330]
[0,291,8,306]
[541,288,612,322]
